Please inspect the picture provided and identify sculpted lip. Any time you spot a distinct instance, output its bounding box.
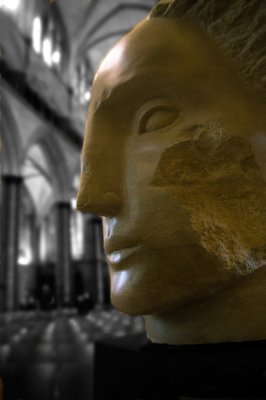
[107,245,141,264]
[104,236,139,254]
[104,236,140,265]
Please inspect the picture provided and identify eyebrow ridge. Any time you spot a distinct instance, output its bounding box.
[93,70,179,114]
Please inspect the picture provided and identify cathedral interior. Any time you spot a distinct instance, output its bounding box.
[1,0,266,399]
[0,1,157,399]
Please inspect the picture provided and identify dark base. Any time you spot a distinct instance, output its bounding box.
[2,338,266,399]
[94,340,266,399]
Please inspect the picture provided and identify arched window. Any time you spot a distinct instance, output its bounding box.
[74,58,93,105]
[0,0,20,13]
[32,16,42,54]
[31,8,63,69]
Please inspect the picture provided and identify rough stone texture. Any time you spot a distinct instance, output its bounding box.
[153,122,266,275]
[151,0,266,102]
[77,12,266,344]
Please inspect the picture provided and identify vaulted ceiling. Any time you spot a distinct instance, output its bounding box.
[57,0,157,78]
[2,0,162,293]
[1,0,157,219]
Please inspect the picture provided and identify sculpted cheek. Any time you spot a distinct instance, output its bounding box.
[152,122,257,185]
[152,122,266,273]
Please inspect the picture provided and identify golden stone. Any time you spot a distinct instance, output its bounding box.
[77,12,266,344]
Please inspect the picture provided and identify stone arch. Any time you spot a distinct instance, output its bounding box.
[72,2,153,78]
[77,3,153,58]
[23,128,72,206]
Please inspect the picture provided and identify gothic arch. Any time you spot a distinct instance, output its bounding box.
[77,3,152,57]
[23,128,72,204]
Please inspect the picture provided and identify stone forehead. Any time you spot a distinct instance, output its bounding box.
[94,17,224,90]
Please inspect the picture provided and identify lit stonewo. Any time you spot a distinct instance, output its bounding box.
[77,10,266,344]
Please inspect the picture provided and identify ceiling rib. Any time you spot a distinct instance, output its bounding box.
[85,29,129,51]
[79,3,152,55]
[24,156,52,184]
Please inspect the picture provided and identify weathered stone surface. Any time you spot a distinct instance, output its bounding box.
[152,0,266,102]
[77,4,266,344]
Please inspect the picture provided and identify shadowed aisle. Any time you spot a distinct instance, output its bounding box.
[0,309,147,400]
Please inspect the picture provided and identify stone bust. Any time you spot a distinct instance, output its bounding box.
[77,0,266,345]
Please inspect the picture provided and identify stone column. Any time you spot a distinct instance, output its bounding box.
[27,213,39,265]
[83,215,98,302]
[55,202,72,308]
[1,176,22,311]
[26,213,39,297]
[94,218,105,307]
[83,216,105,306]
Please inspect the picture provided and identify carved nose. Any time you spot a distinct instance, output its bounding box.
[76,155,122,217]
[77,184,121,216]
[76,111,124,217]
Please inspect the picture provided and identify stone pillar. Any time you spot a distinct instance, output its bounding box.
[83,215,98,302]
[26,213,39,297]
[39,216,50,263]
[83,216,105,306]
[28,213,39,266]
[55,202,72,308]
[94,218,105,307]
[1,176,22,311]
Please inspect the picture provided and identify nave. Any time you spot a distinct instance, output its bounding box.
[2,310,265,400]
[0,309,147,400]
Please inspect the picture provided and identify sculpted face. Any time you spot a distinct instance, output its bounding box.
[77,18,266,342]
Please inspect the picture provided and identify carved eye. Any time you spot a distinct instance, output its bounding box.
[139,105,179,134]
